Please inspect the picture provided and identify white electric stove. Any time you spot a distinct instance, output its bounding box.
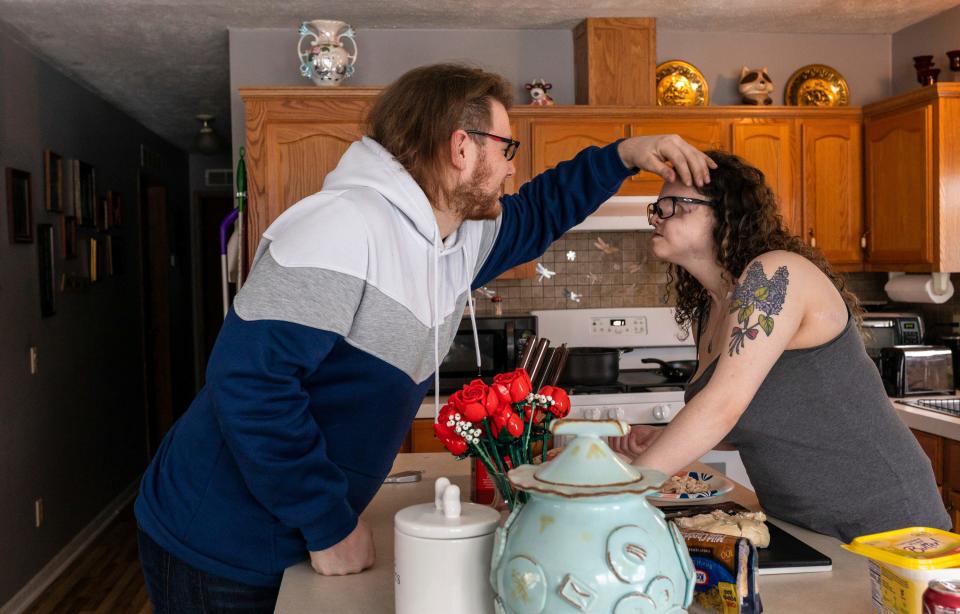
[531,307,696,425]
[532,307,754,489]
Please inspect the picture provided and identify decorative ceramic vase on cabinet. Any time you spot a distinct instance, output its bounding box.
[297,20,358,85]
[491,419,695,613]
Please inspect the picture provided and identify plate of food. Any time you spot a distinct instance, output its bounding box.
[649,470,735,502]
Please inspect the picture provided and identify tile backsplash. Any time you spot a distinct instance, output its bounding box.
[474,231,669,314]
[474,230,959,339]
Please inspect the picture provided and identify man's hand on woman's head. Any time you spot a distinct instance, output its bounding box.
[617,135,717,188]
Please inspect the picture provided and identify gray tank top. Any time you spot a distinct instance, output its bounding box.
[686,313,950,541]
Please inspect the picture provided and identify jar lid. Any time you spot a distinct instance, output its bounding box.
[395,501,500,540]
[843,526,960,570]
[508,419,666,498]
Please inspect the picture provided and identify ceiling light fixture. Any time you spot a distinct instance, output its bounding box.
[193,114,221,155]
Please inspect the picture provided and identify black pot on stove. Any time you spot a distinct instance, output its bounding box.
[559,347,624,386]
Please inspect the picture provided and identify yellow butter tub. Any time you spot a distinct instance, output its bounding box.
[843,526,960,614]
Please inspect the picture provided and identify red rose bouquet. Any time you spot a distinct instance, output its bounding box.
[433,368,571,509]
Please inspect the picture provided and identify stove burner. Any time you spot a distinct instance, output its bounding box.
[629,384,686,393]
[564,369,689,396]
[567,383,628,395]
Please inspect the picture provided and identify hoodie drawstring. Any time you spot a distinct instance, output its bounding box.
[433,233,484,424]
[467,292,481,376]
[434,234,441,422]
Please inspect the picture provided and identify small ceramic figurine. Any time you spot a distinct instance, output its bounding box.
[739,66,774,105]
[525,78,555,106]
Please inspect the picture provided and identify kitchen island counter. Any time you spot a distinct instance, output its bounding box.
[276,453,874,613]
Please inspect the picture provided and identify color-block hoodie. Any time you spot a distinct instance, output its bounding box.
[135,136,635,585]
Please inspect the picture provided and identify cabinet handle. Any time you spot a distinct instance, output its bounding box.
[860,231,868,251]
[808,229,816,249]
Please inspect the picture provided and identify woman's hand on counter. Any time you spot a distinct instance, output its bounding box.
[609,425,663,460]
[309,518,376,576]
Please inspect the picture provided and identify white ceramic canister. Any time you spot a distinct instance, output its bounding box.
[395,478,500,614]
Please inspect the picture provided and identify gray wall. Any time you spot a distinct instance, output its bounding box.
[891,4,960,94]
[0,22,189,605]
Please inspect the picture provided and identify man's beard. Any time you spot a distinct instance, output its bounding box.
[449,149,502,221]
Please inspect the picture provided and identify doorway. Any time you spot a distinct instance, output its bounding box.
[139,177,173,458]
[194,192,234,379]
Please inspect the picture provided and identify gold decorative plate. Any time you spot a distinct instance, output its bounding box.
[656,60,709,106]
[784,64,849,107]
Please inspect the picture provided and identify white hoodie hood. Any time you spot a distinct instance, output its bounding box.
[321,137,485,416]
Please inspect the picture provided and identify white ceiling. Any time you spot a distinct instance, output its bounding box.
[1,0,956,151]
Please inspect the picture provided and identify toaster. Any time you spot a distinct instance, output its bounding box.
[880,345,955,397]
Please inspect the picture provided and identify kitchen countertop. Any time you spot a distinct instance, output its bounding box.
[276,453,874,613]
[891,392,960,440]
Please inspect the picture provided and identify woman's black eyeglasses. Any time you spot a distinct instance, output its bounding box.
[647,196,718,221]
[465,130,520,161]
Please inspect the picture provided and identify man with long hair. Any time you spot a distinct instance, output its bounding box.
[135,63,714,611]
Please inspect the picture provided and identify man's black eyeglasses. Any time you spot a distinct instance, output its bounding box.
[466,130,520,161]
[647,196,718,221]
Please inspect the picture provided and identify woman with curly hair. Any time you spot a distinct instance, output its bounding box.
[612,150,949,540]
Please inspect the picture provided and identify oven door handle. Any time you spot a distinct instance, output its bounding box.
[505,322,516,369]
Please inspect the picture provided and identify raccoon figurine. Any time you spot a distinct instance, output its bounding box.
[739,66,774,105]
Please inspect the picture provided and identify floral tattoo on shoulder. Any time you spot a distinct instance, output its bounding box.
[728,262,789,356]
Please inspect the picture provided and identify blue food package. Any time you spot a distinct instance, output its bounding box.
[679,528,762,613]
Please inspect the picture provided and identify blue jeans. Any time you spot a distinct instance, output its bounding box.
[137,526,280,613]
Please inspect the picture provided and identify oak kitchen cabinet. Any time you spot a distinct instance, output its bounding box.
[912,428,960,531]
[863,83,960,272]
[730,116,863,271]
[240,88,867,276]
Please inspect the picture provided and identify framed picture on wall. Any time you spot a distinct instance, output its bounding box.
[61,215,78,258]
[72,160,95,227]
[88,237,98,282]
[44,150,63,212]
[6,167,33,243]
[98,191,113,232]
[106,235,114,276]
[38,223,56,317]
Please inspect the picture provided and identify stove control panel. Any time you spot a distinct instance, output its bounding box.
[572,401,680,425]
[590,316,647,336]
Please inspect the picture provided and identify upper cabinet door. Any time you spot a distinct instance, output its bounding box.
[247,121,364,253]
[503,120,529,197]
[628,120,729,195]
[802,120,863,269]
[531,120,635,192]
[270,123,363,206]
[732,120,801,235]
[864,105,934,268]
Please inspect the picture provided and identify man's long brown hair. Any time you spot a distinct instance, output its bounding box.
[668,150,862,335]
[366,63,513,204]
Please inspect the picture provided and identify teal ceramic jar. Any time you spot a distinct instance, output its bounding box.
[490,419,694,613]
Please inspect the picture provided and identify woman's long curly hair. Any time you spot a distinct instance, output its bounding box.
[667,150,862,336]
